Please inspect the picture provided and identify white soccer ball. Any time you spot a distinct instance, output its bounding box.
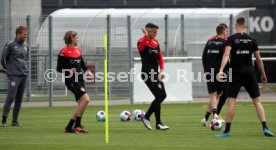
[120,111,132,121]
[132,109,140,119]
[132,109,140,116]
[210,119,223,131]
[96,110,105,121]
[132,109,145,121]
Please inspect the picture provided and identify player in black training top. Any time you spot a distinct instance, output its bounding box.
[201,23,228,126]
[57,31,92,133]
[217,17,274,137]
[137,23,169,130]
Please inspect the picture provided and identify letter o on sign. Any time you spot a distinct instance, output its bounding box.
[260,16,274,32]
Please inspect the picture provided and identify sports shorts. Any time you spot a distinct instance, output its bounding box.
[226,72,260,99]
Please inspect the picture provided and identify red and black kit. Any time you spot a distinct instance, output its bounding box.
[57,46,88,101]
[137,35,166,126]
[202,35,227,94]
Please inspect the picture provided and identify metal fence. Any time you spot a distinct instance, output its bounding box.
[1,14,275,105]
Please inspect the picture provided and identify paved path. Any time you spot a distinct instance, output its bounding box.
[0,90,275,108]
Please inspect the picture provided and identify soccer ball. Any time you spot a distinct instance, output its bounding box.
[132,109,145,121]
[132,109,140,116]
[120,111,132,121]
[210,119,223,131]
[96,110,105,121]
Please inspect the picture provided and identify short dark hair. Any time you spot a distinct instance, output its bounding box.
[216,23,228,34]
[15,26,27,35]
[236,17,246,26]
[64,31,77,45]
[145,23,159,29]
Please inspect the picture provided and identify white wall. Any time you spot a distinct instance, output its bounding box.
[133,62,193,103]
[11,0,41,17]
[10,0,42,45]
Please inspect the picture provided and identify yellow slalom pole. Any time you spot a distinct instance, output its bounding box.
[104,33,109,144]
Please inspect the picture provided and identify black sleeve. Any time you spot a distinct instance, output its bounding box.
[56,53,67,73]
[1,42,11,69]
[81,56,87,72]
[225,36,232,47]
[202,42,208,72]
[252,39,259,52]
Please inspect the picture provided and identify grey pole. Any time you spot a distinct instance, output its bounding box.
[229,14,233,35]
[221,0,225,8]
[107,15,111,101]
[48,16,53,107]
[271,1,275,45]
[164,14,169,56]
[127,16,134,105]
[180,14,185,56]
[6,0,12,40]
[26,15,32,102]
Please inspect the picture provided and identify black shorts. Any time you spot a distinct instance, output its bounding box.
[226,72,260,99]
[206,80,225,95]
[205,73,225,94]
[65,80,87,101]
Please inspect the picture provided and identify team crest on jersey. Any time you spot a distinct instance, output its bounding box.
[80,87,86,92]
[24,46,28,53]
[158,83,162,89]
[11,81,16,87]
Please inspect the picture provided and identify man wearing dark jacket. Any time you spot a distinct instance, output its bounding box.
[1,26,29,127]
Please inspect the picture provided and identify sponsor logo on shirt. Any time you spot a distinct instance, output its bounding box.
[212,41,223,45]
[234,39,252,44]
[149,49,158,54]
[236,50,250,55]
[208,41,223,46]
[207,49,220,54]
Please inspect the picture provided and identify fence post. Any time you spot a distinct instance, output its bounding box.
[272,1,276,45]
[7,0,12,40]
[221,0,225,8]
[229,14,233,35]
[127,16,134,105]
[164,14,169,56]
[107,15,111,101]
[26,15,32,102]
[48,16,53,107]
[180,14,185,56]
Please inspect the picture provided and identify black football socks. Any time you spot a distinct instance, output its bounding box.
[224,122,231,133]
[204,112,211,121]
[66,119,75,129]
[75,117,82,128]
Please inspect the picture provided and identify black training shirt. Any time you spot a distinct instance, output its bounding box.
[202,36,226,73]
[226,33,258,73]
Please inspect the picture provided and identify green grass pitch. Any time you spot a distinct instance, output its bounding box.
[0,102,275,150]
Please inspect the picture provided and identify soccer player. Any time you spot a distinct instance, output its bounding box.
[57,31,92,133]
[217,17,274,137]
[1,26,29,127]
[201,24,228,126]
[137,23,169,130]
